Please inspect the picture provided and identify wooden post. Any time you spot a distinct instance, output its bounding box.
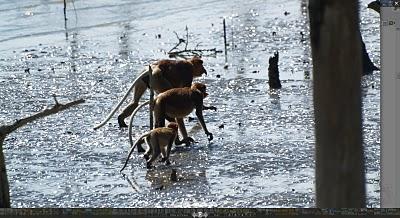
[63,0,68,40]
[309,0,365,207]
[223,18,228,64]
[63,0,67,21]
[148,65,154,130]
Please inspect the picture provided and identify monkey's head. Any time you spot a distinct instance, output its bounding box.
[167,122,179,131]
[191,82,208,98]
[190,56,207,77]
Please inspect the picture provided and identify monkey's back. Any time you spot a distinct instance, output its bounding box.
[151,127,176,145]
[155,59,194,88]
[156,87,196,118]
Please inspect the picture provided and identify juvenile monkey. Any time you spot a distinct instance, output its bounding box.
[128,82,213,149]
[121,122,179,171]
[94,57,207,130]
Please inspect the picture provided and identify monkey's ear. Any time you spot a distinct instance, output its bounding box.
[192,56,203,64]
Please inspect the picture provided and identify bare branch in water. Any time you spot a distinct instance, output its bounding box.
[168,27,222,58]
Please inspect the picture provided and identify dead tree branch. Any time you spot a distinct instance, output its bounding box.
[185,25,189,50]
[168,27,222,58]
[0,98,84,136]
[0,97,85,208]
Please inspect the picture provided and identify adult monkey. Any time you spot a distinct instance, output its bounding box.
[128,83,214,150]
[93,57,207,130]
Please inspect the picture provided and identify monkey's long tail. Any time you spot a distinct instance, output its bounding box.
[128,100,150,147]
[93,68,149,130]
[120,133,147,172]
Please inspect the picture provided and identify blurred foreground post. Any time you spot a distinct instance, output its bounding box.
[0,98,84,207]
[308,0,365,207]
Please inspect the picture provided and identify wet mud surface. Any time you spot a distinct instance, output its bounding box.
[0,0,380,207]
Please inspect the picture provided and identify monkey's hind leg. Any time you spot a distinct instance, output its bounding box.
[159,145,171,166]
[118,79,148,128]
[146,149,160,169]
[162,139,174,166]
[146,137,160,169]
[143,136,152,161]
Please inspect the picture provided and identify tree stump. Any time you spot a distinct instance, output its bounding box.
[268,52,282,89]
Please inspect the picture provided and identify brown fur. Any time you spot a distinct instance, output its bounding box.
[153,82,213,145]
[120,122,179,171]
[118,57,207,127]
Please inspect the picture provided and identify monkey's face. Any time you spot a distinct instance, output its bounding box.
[167,122,179,131]
[191,57,207,77]
[192,83,208,98]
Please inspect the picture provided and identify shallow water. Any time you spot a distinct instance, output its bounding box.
[0,0,380,207]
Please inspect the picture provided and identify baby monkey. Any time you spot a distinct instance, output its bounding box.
[121,122,179,171]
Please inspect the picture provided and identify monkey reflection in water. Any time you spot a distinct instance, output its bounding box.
[145,168,208,191]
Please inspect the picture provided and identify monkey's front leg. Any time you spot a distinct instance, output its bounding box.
[174,118,194,146]
[195,108,213,142]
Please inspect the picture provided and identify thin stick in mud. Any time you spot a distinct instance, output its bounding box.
[223,18,228,63]
[63,0,68,40]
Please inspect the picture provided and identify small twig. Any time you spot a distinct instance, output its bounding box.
[168,31,186,53]
[168,41,183,53]
[168,48,222,56]
[194,42,202,50]
[223,18,228,63]
[63,0,67,22]
[63,0,68,40]
[185,25,189,50]
[71,0,78,25]
[173,31,181,41]
[52,94,59,106]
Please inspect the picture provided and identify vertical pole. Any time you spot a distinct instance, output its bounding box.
[63,0,68,40]
[223,18,228,64]
[63,0,67,21]
[148,65,154,130]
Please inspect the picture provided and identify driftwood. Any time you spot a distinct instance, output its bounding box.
[0,98,85,208]
[268,52,282,89]
[167,27,222,58]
